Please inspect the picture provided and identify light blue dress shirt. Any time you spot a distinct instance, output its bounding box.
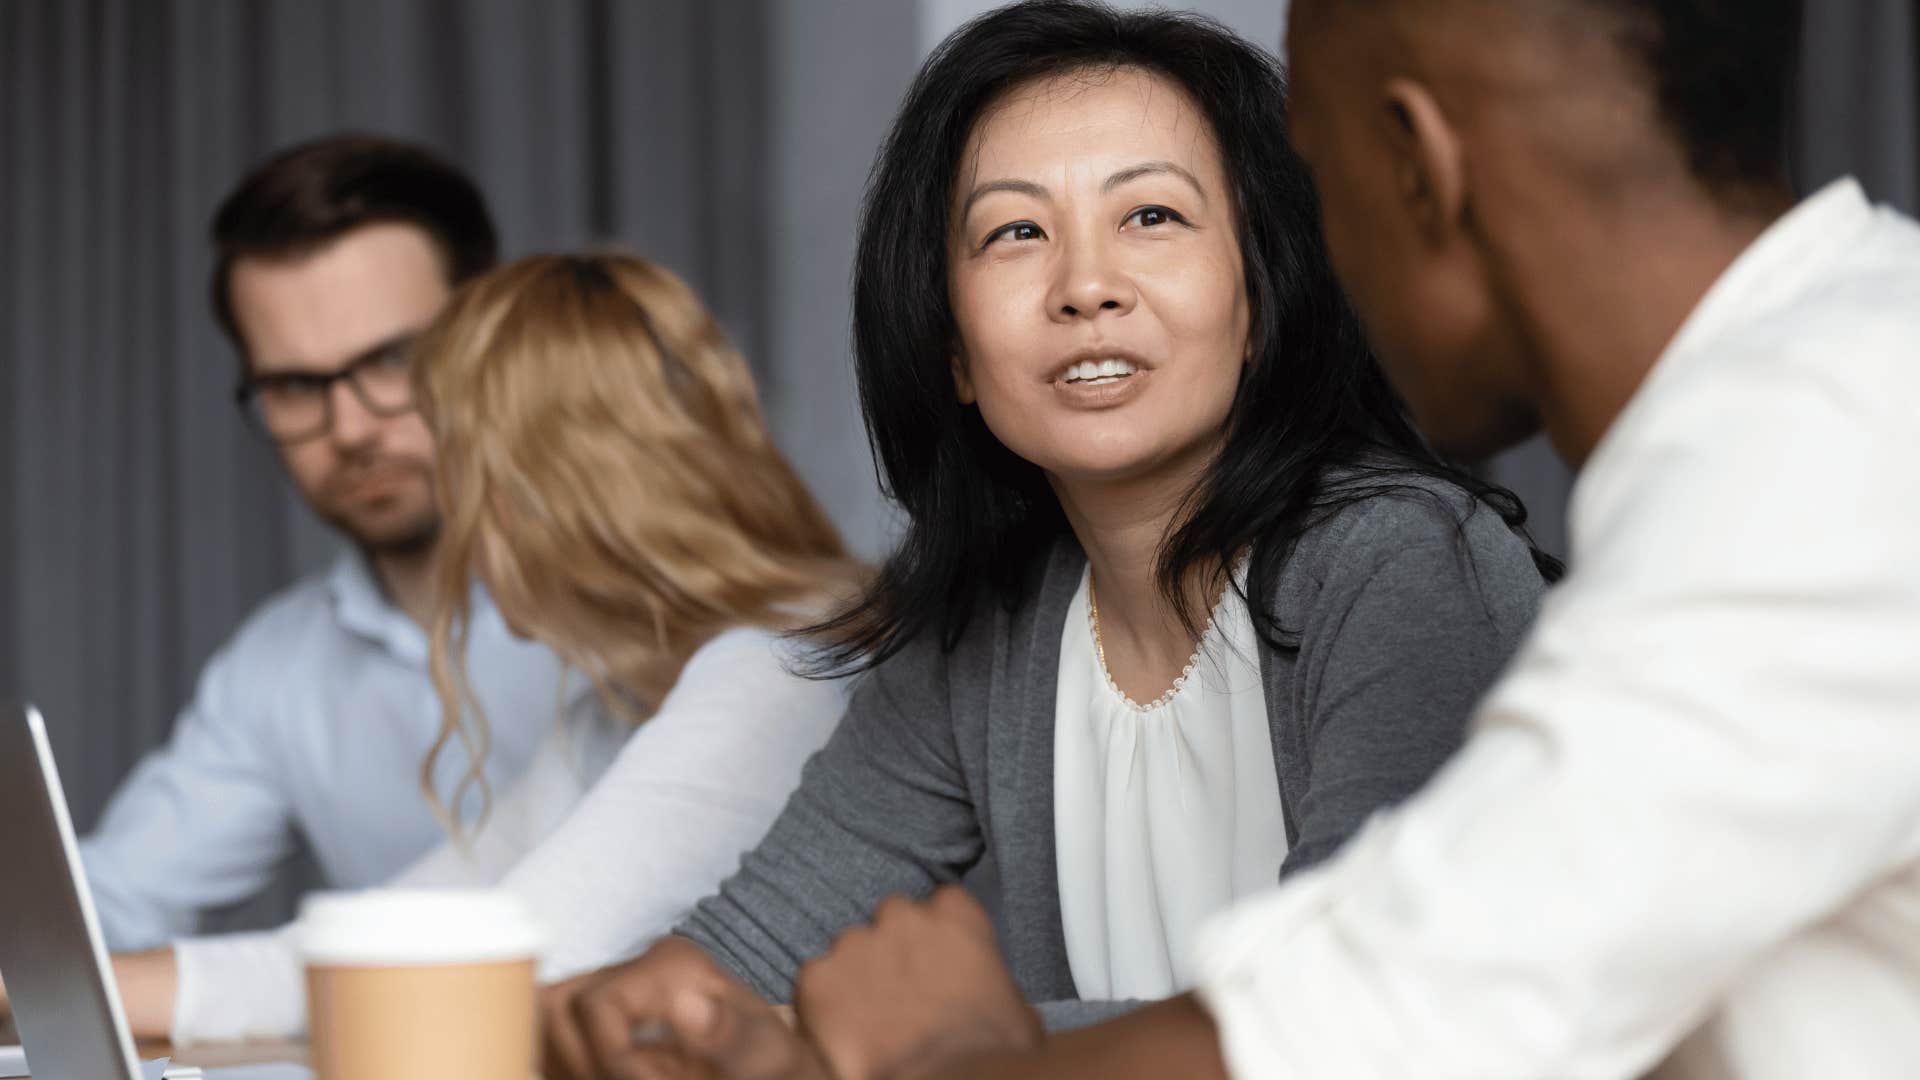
[79,551,569,951]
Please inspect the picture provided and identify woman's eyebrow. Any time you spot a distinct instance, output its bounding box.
[1103,160,1208,203]
[959,160,1207,219]
[960,178,1051,218]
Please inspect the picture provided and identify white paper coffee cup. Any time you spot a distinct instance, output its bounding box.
[299,889,545,1080]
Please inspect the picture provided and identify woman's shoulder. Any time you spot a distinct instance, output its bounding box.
[823,536,1083,722]
[1300,468,1496,550]
[1263,467,1547,622]
[870,534,1086,659]
[689,623,786,660]
[678,624,823,691]
[638,624,849,735]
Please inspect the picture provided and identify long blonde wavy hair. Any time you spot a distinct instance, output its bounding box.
[410,251,860,837]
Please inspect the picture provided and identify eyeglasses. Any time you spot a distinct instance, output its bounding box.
[234,335,419,444]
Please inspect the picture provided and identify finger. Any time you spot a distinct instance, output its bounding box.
[791,963,885,1080]
[927,884,991,936]
[615,1044,720,1080]
[579,979,678,1080]
[542,979,604,1080]
[869,893,918,927]
[674,986,831,1080]
[791,951,840,1019]
[819,920,874,967]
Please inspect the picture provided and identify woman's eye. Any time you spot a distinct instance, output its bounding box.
[1126,206,1185,229]
[985,221,1045,246]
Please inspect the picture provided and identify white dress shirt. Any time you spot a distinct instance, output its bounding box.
[166,626,847,1045]
[1196,178,1920,1078]
[1054,567,1286,1000]
[79,551,569,950]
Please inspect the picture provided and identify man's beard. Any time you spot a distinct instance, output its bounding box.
[315,455,441,557]
[363,515,440,558]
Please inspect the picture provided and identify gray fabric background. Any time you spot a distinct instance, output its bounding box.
[2,1,1914,923]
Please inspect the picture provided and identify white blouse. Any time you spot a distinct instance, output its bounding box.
[1053,567,1286,1001]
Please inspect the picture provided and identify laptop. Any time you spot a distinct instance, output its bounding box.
[0,703,201,1079]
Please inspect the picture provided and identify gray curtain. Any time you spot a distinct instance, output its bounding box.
[1799,0,1918,213]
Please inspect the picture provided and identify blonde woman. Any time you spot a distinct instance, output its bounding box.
[111,253,862,1044]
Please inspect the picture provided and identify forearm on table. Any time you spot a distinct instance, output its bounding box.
[503,680,845,983]
[670,761,980,999]
[675,909,803,1001]
[113,947,178,1040]
[927,995,1227,1080]
[166,928,308,1045]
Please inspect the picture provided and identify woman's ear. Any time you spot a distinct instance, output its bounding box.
[950,350,978,405]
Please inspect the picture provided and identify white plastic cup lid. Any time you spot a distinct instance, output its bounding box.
[298,888,546,967]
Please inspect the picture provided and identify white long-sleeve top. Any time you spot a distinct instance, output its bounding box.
[1196,178,1920,1079]
[167,626,846,1045]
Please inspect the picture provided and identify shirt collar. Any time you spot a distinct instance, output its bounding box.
[1580,178,1874,480]
[324,549,529,668]
[325,549,404,643]
[325,548,504,668]
[1655,178,1872,374]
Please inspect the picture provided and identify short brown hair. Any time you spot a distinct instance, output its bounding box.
[209,133,499,356]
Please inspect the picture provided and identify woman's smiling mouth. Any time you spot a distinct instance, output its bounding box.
[1060,358,1140,385]
[1049,352,1153,409]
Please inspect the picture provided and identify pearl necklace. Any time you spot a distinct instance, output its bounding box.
[1087,575,1227,713]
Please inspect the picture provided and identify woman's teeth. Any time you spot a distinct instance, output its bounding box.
[1062,358,1140,385]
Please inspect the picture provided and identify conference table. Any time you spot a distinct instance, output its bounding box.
[10,1039,308,1078]
[142,1038,309,1070]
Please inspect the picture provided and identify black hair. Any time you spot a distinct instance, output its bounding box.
[813,0,1557,672]
[1599,0,1801,190]
[209,133,499,358]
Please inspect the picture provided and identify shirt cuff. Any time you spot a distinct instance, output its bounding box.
[1194,811,1420,1079]
[1195,873,1336,1077]
[170,928,308,1046]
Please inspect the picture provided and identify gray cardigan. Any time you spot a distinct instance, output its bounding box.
[677,482,1544,1027]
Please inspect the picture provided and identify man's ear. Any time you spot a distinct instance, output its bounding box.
[950,350,977,405]
[1380,77,1469,246]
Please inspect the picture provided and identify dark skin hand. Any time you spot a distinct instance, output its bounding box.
[539,887,1226,1080]
[792,887,1042,1079]
[919,995,1229,1080]
[540,887,1040,1080]
[541,935,827,1080]
[793,886,1225,1080]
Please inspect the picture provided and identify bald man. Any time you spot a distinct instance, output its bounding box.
[624,2,1920,1079]
[1185,4,1920,1075]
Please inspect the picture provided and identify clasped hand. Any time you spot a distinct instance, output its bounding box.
[540,886,1041,1080]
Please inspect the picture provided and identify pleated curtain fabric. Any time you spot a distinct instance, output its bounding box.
[1799,0,1919,215]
